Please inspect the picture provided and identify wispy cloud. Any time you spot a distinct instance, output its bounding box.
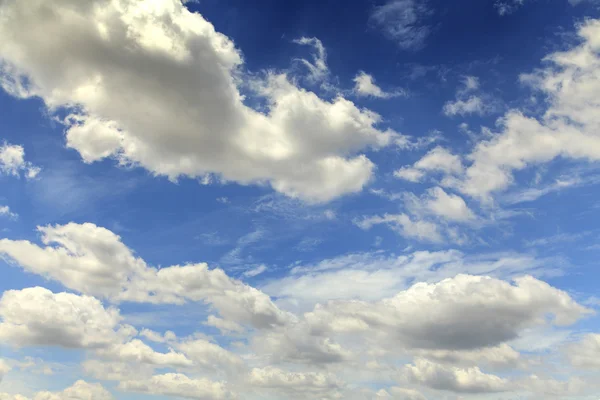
[370,0,433,50]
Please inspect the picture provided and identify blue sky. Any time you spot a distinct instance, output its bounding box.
[1,0,600,399]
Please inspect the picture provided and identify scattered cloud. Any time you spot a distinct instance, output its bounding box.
[0,142,40,179]
[353,71,407,98]
[370,0,433,50]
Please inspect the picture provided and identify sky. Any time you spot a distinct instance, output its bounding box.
[1,0,600,399]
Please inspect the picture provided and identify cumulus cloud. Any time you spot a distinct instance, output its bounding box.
[456,19,600,200]
[405,187,475,223]
[0,287,130,349]
[118,373,235,400]
[353,71,406,98]
[297,274,590,351]
[403,358,508,393]
[0,0,402,203]
[0,381,113,400]
[565,333,600,368]
[370,0,433,50]
[0,142,40,179]
[443,76,498,117]
[394,146,463,183]
[248,367,342,398]
[0,222,291,330]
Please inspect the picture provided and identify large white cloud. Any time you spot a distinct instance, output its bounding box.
[0,0,401,202]
[295,274,590,352]
[0,222,291,330]
[0,287,130,348]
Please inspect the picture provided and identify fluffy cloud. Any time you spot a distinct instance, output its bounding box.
[394,147,463,183]
[0,381,113,400]
[0,143,40,179]
[0,222,291,330]
[118,373,235,400]
[457,19,600,200]
[298,274,590,351]
[565,333,600,368]
[0,287,130,348]
[405,187,475,223]
[0,0,401,202]
[403,358,508,393]
[370,0,432,50]
[96,339,193,368]
[248,367,342,397]
[175,338,243,371]
[353,71,405,99]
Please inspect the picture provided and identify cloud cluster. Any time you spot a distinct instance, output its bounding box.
[0,221,594,398]
[0,222,291,330]
[0,0,401,203]
[0,381,113,400]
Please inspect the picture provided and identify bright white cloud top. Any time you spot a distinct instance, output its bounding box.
[1,0,600,399]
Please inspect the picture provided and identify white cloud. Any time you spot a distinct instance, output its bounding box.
[456,19,600,200]
[403,358,508,393]
[443,76,497,117]
[409,187,475,223]
[355,213,443,243]
[0,0,401,203]
[370,0,432,50]
[263,250,558,308]
[443,95,487,116]
[353,71,406,99]
[204,315,245,335]
[0,206,17,220]
[0,359,9,381]
[0,381,113,400]
[83,359,154,382]
[96,339,193,368]
[175,337,243,371]
[0,222,291,330]
[293,37,329,83]
[248,367,342,397]
[297,274,590,351]
[0,287,131,349]
[0,143,40,179]
[243,264,268,278]
[394,146,463,183]
[393,167,424,182]
[118,373,235,400]
[565,333,600,368]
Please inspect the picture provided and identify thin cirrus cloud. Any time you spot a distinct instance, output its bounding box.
[370,0,433,50]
